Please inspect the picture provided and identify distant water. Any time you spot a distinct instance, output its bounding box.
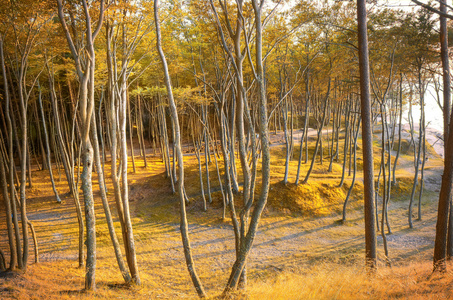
[402,84,445,158]
[403,84,444,132]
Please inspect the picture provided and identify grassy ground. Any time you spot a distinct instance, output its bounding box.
[0,132,449,299]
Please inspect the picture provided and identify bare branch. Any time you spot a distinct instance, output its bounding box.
[411,0,453,19]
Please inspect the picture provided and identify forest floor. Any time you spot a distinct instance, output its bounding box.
[1,128,452,299]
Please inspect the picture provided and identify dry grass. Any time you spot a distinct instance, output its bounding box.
[246,261,453,300]
[268,181,357,216]
[3,259,452,299]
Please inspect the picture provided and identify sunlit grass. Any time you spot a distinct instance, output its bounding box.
[246,261,453,300]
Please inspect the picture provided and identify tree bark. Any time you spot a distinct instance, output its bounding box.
[433,116,453,271]
[223,0,271,294]
[38,83,61,203]
[302,85,330,184]
[120,80,141,286]
[295,81,310,185]
[91,113,132,283]
[154,0,206,297]
[357,0,377,269]
[0,35,18,270]
[433,7,453,265]
[342,113,360,222]
[392,76,403,185]
[57,0,106,289]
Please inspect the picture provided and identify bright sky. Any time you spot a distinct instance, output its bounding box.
[376,0,446,12]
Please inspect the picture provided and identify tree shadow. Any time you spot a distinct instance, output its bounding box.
[0,270,23,279]
[59,289,85,296]
[106,282,132,290]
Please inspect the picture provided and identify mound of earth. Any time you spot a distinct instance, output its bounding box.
[267,180,363,215]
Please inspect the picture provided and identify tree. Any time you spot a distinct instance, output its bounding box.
[154,0,206,297]
[357,0,377,269]
[0,34,17,270]
[222,0,271,294]
[432,0,453,272]
[0,0,51,271]
[408,0,453,273]
[439,0,453,260]
[56,0,106,290]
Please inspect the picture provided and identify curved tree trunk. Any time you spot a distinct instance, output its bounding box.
[27,220,38,263]
[57,0,106,289]
[342,116,360,222]
[302,84,330,184]
[120,82,141,285]
[91,113,131,283]
[154,1,206,297]
[223,1,271,294]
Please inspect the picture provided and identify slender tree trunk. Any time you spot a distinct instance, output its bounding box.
[27,220,38,263]
[97,89,108,192]
[127,94,136,173]
[223,0,271,293]
[357,0,377,268]
[328,102,338,172]
[202,106,212,204]
[379,103,390,265]
[440,0,451,150]
[33,101,47,171]
[120,81,141,284]
[302,86,330,184]
[338,99,351,188]
[0,130,17,270]
[38,84,61,203]
[137,93,148,168]
[192,118,207,211]
[18,83,29,271]
[91,112,132,283]
[48,63,84,267]
[81,136,96,290]
[417,92,426,222]
[380,136,390,265]
[433,113,453,271]
[393,76,403,185]
[295,89,310,185]
[383,105,393,235]
[0,36,18,270]
[213,128,226,219]
[154,1,206,297]
[342,115,360,222]
[409,69,424,229]
[159,98,176,193]
[57,0,107,289]
[439,0,453,260]
[107,26,133,281]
